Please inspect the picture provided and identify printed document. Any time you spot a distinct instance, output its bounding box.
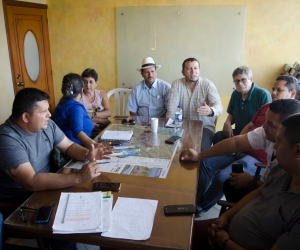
[53,192,112,234]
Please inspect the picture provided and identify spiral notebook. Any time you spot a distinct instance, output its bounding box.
[100,130,133,142]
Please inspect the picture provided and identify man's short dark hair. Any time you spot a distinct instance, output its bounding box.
[282,114,300,146]
[232,66,252,78]
[12,88,49,119]
[276,74,299,93]
[81,68,98,82]
[269,99,300,122]
[182,58,200,70]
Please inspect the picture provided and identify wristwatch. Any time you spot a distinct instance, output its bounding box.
[207,108,214,117]
[247,175,260,191]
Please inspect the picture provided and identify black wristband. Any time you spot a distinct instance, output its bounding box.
[207,108,214,117]
[223,237,231,250]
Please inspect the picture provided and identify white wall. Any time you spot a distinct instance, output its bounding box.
[0,0,46,124]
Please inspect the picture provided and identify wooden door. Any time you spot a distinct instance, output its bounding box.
[3,0,55,113]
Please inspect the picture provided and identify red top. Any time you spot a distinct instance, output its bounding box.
[244,103,270,164]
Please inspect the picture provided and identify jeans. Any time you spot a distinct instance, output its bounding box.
[197,153,259,212]
[201,128,214,151]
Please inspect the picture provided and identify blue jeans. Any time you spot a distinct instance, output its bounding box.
[197,153,259,212]
[201,128,214,151]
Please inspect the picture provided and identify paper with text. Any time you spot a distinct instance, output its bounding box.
[53,192,112,234]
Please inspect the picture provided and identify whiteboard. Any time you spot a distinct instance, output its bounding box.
[116,6,247,95]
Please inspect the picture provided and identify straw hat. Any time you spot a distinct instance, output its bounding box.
[136,57,161,71]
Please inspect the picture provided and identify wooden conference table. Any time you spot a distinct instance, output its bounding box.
[4,118,203,250]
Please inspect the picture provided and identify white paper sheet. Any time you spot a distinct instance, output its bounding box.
[101,197,158,240]
[53,192,112,234]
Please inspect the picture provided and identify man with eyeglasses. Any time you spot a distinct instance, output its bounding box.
[126,57,171,118]
[213,66,271,144]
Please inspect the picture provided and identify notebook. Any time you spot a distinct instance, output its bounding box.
[100,130,133,142]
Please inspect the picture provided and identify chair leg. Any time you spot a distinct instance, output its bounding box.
[36,237,47,250]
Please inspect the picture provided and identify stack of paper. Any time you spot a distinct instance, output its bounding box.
[100,130,133,142]
[52,192,112,234]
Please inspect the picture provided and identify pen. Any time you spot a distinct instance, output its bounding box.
[96,161,111,164]
[114,146,136,150]
[118,149,141,158]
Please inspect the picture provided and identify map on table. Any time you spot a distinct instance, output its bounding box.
[65,124,182,178]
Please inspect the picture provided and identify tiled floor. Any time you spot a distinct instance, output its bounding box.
[6,202,222,249]
[77,243,100,250]
[196,202,222,221]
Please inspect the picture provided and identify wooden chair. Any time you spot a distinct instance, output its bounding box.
[217,162,267,216]
[107,88,132,116]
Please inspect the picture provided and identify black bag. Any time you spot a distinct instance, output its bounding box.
[52,147,69,172]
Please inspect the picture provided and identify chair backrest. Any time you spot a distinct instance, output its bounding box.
[107,88,132,116]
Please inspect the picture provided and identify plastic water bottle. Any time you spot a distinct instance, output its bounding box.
[175,106,182,131]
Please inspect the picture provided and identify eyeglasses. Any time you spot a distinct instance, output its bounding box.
[233,78,248,84]
[19,204,39,222]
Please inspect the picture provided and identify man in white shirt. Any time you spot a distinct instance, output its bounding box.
[167,58,223,150]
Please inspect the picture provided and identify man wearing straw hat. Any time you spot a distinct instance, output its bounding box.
[126,57,171,118]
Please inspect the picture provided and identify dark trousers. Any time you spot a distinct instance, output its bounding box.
[223,178,251,202]
[213,129,238,145]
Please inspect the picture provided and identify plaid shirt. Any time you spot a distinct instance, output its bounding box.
[166,77,223,132]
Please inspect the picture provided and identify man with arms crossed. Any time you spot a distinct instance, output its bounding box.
[126,57,171,117]
[167,58,223,151]
[0,88,111,212]
[180,99,300,216]
[192,113,300,250]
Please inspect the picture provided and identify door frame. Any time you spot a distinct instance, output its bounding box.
[2,0,56,112]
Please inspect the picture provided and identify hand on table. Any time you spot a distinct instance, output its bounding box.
[78,159,101,182]
[179,148,200,161]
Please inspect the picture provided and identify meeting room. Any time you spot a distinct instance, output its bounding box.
[0,0,300,249]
